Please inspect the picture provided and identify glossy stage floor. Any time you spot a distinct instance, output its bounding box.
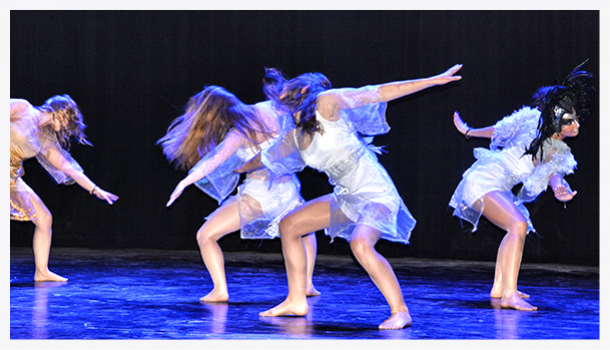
[9,247,601,343]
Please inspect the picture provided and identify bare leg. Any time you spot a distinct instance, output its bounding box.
[302,232,320,297]
[349,225,411,329]
[29,191,66,282]
[490,243,530,299]
[482,191,537,311]
[260,195,331,317]
[196,198,241,302]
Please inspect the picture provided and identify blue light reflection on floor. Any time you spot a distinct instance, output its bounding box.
[10,247,599,340]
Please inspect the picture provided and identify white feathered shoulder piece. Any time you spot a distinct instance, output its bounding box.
[490,106,540,150]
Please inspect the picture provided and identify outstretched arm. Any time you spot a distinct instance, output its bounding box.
[378,64,462,103]
[166,131,243,207]
[44,147,119,205]
[453,111,495,139]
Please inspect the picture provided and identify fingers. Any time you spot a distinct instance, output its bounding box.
[166,194,175,207]
[555,187,577,202]
[443,64,463,75]
[433,65,463,85]
[107,193,118,205]
[96,189,118,205]
[166,183,185,207]
[554,185,568,196]
[445,64,463,78]
[564,190,577,201]
[450,64,463,73]
[453,111,466,133]
[166,193,179,207]
[439,75,462,84]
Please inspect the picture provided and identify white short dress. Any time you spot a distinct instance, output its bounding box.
[261,85,416,244]
[191,106,305,240]
[449,106,577,233]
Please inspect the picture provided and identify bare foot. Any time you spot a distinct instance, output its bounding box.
[379,311,412,330]
[199,289,229,303]
[491,289,530,299]
[34,269,67,282]
[306,285,321,297]
[259,299,308,317]
[500,293,537,311]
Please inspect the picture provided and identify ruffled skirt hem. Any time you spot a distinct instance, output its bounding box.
[236,173,304,240]
[325,199,415,244]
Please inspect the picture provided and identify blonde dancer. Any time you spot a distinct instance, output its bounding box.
[10,95,118,282]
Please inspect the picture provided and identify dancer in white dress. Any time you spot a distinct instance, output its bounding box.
[158,86,319,302]
[449,62,596,310]
[238,65,463,329]
[10,95,119,282]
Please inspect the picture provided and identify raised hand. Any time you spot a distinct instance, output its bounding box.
[553,184,577,202]
[432,64,463,86]
[453,111,469,135]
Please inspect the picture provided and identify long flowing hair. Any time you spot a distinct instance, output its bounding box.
[263,68,332,136]
[158,86,270,170]
[525,61,596,160]
[37,94,91,150]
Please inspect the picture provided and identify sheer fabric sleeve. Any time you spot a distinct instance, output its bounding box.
[490,106,540,150]
[519,139,577,202]
[190,131,245,204]
[317,86,390,136]
[260,128,306,177]
[35,133,84,185]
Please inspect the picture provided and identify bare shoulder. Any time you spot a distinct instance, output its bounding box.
[10,99,34,119]
[10,98,32,109]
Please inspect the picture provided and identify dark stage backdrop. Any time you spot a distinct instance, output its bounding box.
[10,10,599,265]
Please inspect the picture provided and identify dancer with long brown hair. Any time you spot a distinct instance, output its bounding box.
[158,85,319,302]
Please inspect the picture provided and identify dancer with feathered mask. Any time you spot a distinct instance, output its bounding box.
[449,61,596,310]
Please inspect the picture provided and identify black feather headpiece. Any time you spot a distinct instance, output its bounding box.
[525,60,596,160]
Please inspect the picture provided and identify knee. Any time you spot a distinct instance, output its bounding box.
[279,216,297,236]
[349,237,375,262]
[507,221,528,238]
[34,209,53,232]
[196,228,216,246]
